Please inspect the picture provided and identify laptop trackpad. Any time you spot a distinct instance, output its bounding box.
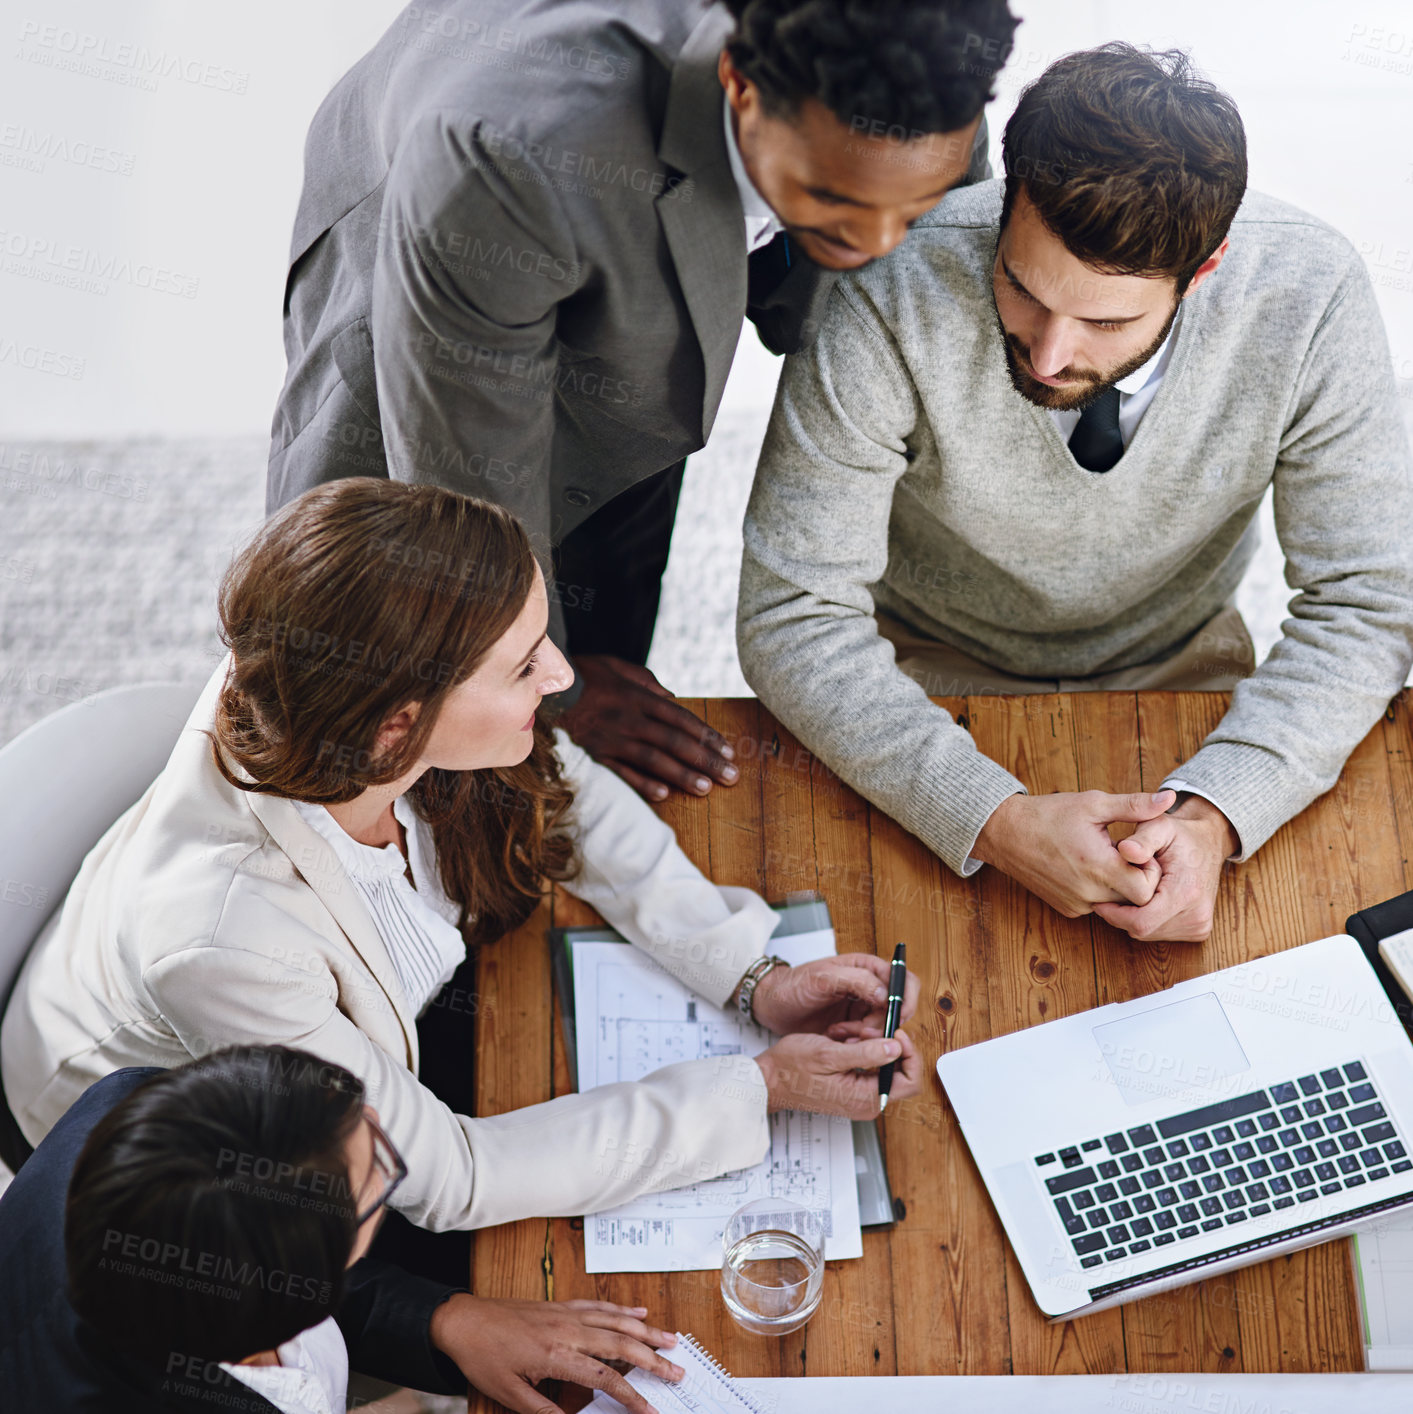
[1093,992,1249,1107]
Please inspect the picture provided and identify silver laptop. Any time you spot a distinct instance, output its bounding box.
[936,934,1413,1318]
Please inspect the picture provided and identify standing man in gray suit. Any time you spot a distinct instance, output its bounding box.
[267,0,1018,802]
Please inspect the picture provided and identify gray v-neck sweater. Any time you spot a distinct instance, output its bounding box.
[737,181,1413,874]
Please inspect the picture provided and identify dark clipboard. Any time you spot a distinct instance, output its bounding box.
[1346,887,1413,1043]
[549,891,897,1229]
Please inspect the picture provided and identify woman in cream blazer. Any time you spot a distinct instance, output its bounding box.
[3,480,918,1233]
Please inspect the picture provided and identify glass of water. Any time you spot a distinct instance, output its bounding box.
[720,1198,825,1336]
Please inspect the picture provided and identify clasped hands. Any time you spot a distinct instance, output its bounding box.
[973,788,1240,942]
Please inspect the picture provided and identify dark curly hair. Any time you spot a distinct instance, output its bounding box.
[1002,44,1248,291]
[722,0,1019,134]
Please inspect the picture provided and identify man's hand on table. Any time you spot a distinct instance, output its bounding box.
[557,655,740,802]
[430,1293,682,1414]
[748,954,921,1038]
[1093,794,1239,943]
[973,789,1174,918]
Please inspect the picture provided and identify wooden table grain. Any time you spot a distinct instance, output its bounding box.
[467,692,1410,1409]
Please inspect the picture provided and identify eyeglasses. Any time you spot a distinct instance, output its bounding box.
[355,1111,408,1225]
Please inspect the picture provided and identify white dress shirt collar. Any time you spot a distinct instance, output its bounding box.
[723,93,784,253]
[1114,307,1181,395]
[1048,305,1183,449]
[222,1316,348,1414]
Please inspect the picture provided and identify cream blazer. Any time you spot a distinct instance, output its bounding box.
[1,663,774,1230]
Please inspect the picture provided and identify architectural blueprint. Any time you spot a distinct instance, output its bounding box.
[573,929,863,1272]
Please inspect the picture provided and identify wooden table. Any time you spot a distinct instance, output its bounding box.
[469,691,1413,1408]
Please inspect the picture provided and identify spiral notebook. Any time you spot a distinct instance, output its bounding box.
[584,1334,765,1414]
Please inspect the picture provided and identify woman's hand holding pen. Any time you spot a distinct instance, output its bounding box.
[748,953,921,1037]
[747,953,924,1120]
[754,1031,922,1120]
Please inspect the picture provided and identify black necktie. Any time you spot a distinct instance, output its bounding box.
[1068,386,1124,472]
[748,233,817,356]
[747,231,791,302]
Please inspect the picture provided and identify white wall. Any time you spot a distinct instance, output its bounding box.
[2,0,1412,438]
[0,0,401,439]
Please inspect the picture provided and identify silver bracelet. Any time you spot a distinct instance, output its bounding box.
[737,955,789,1022]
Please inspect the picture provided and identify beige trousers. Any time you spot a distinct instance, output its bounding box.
[876,603,1256,696]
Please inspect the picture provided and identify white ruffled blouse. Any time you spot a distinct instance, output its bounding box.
[292,793,465,1017]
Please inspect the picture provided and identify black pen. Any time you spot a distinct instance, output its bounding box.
[877,942,906,1113]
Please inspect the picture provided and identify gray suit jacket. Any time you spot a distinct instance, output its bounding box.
[267,0,986,552]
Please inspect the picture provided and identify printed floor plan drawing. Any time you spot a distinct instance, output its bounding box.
[573,936,863,1273]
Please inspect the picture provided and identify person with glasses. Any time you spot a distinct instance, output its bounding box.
[0,1045,686,1414]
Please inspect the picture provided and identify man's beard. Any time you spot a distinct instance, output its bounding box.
[996,296,1181,411]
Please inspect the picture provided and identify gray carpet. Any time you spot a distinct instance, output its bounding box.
[0,437,266,742]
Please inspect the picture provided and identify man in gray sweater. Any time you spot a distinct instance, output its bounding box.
[738,43,1413,943]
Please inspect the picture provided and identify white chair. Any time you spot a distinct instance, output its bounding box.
[0,680,204,1168]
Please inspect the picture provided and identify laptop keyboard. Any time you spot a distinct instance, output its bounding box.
[1035,1061,1411,1271]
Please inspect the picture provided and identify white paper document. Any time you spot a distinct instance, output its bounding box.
[574,927,863,1273]
[730,1374,1413,1413]
[1355,1208,1413,1370]
[593,1367,1413,1414]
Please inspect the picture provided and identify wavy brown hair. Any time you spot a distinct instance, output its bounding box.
[213,479,575,947]
[1002,43,1247,292]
